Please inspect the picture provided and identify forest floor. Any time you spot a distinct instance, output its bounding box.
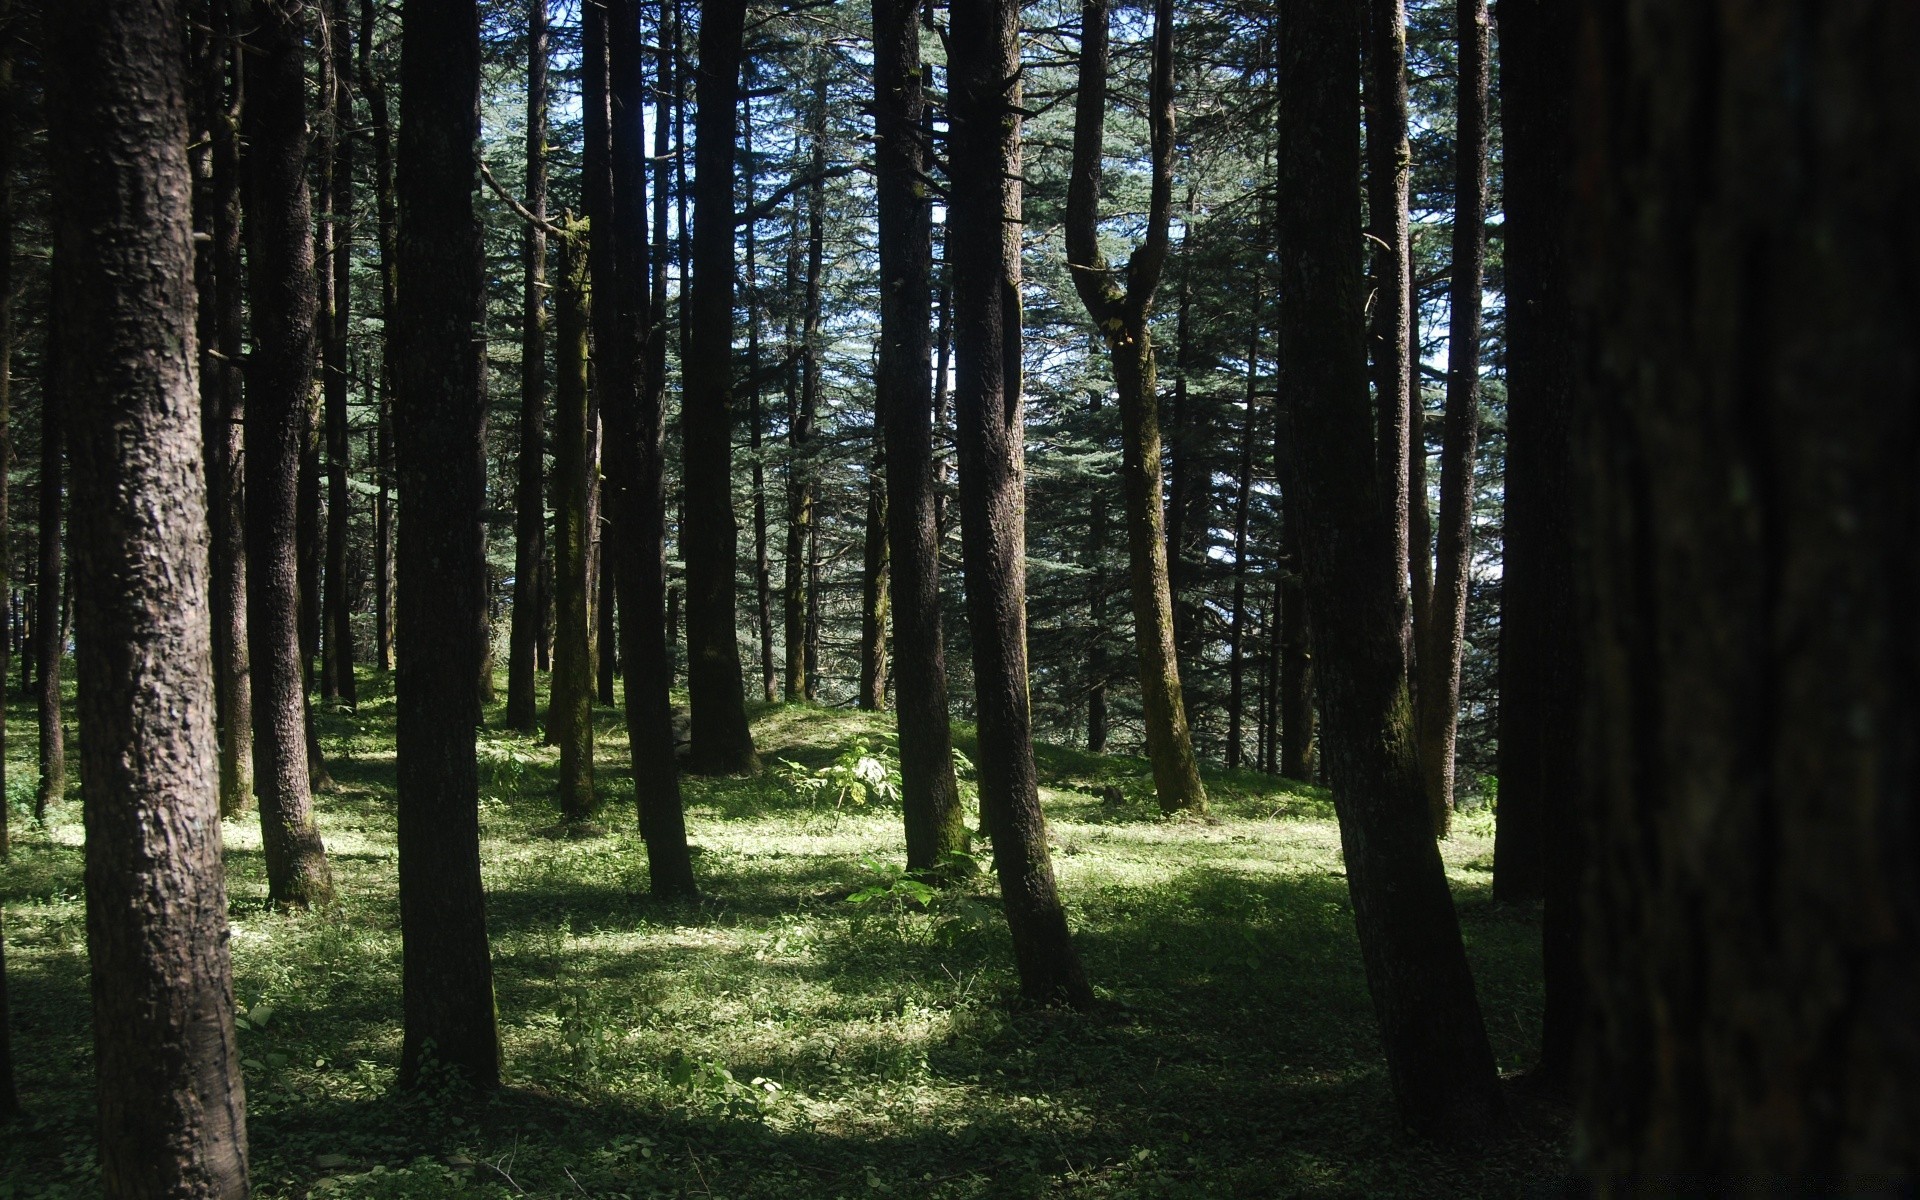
[2,670,1569,1198]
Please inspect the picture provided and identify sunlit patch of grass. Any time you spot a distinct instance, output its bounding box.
[2,670,1565,1198]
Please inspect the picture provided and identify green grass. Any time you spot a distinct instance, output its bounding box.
[2,670,1567,1197]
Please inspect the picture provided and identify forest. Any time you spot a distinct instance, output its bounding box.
[0,0,1915,1195]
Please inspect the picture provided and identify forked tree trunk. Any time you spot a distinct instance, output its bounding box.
[506,0,549,732]
[679,0,756,773]
[244,0,334,909]
[1274,0,1500,1135]
[1570,2,1920,1176]
[1064,0,1206,815]
[392,0,499,1090]
[1416,0,1489,837]
[949,0,1092,1009]
[46,1,249,1186]
[874,0,966,872]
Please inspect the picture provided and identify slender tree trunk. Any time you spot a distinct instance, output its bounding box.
[361,0,396,674]
[1366,0,1412,664]
[0,0,10,865]
[781,205,807,702]
[1085,393,1108,754]
[549,233,595,821]
[393,0,499,1090]
[787,75,828,704]
[743,97,776,704]
[245,0,335,910]
[680,0,756,773]
[323,0,358,709]
[1275,0,1501,1135]
[506,0,549,732]
[590,0,698,894]
[932,265,954,543]
[0,902,14,1119]
[1415,0,1488,838]
[1225,318,1260,769]
[46,1,250,1184]
[949,0,1093,1008]
[1277,488,1314,781]
[596,533,616,703]
[1572,3,1920,1174]
[858,448,889,710]
[1064,0,1206,814]
[875,0,966,872]
[35,279,64,821]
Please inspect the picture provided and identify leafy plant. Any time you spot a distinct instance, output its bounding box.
[844,858,937,909]
[663,1051,783,1119]
[776,738,900,809]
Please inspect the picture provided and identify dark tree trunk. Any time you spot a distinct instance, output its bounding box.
[506,0,549,732]
[590,0,698,895]
[0,903,14,1120]
[949,0,1093,1008]
[1416,0,1489,837]
[244,0,335,910]
[360,0,396,674]
[874,0,966,871]
[1365,0,1412,664]
[203,0,253,817]
[393,0,500,1090]
[0,16,13,1119]
[550,233,595,821]
[1064,0,1206,814]
[35,275,64,821]
[742,97,776,703]
[680,0,756,772]
[858,447,889,711]
[1085,393,1109,755]
[1274,0,1501,1135]
[1225,316,1260,769]
[596,536,616,704]
[1569,3,1920,1177]
[786,72,827,705]
[1277,487,1314,782]
[1494,1,1578,1091]
[45,1,250,1185]
[323,0,358,710]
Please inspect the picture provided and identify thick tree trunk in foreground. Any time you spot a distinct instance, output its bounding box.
[322,0,358,710]
[1065,0,1206,815]
[1365,0,1412,665]
[680,0,756,773]
[244,0,335,909]
[1275,0,1500,1135]
[1493,0,1577,1088]
[393,0,499,1089]
[1571,3,1920,1179]
[874,0,966,872]
[46,1,250,1187]
[549,234,594,822]
[1416,0,1489,837]
[506,0,549,733]
[949,0,1092,1008]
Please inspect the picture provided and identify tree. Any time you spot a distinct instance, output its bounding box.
[321,0,358,709]
[360,0,397,673]
[245,0,336,910]
[549,229,595,822]
[393,0,499,1089]
[785,68,826,705]
[1274,0,1500,1134]
[506,0,549,733]
[1415,0,1488,837]
[1064,0,1206,815]
[873,0,966,872]
[0,0,13,1119]
[45,0,249,1186]
[949,0,1093,1008]
[1364,0,1411,664]
[34,266,63,822]
[1570,2,1920,1178]
[680,0,757,773]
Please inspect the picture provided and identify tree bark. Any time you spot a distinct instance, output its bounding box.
[949,0,1093,1008]
[858,445,889,711]
[245,0,336,910]
[1416,0,1488,837]
[360,0,396,674]
[0,0,10,862]
[1365,0,1412,666]
[1225,315,1260,769]
[680,0,756,773]
[550,232,595,822]
[322,0,358,710]
[874,0,966,872]
[1085,393,1109,755]
[35,272,64,821]
[786,72,828,705]
[1274,0,1501,1135]
[1570,2,1920,1178]
[393,0,500,1090]
[46,0,250,1185]
[742,95,776,703]
[1064,0,1206,814]
[506,0,549,732]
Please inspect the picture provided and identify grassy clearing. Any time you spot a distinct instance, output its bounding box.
[2,671,1566,1197]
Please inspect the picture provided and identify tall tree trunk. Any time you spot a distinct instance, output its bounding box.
[949,0,1093,1009]
[679,0,756,773]
[393,0,499,1090]
[858,447,889,710]
[1085,394,1108,754]
[46,0,250,1184]
[1365,0,1412,664]
[1277,486,1314,781]
[1415,0,1488,837]
[245,0,336,910]
[874,0,966,871]
[781,204,808,702]
[0,0,10,863]
[743,95,776,703]
[34,276,64,821]
[1572,2,1920,1175]
[786,74,828,704]
[1224,317,1260,769]
[361,0,396,673]
[203,0,253,816]
[549,232,595,821]
[590,0,698,894]
[1493,0,1578,1088]
[323,0,358,709]
[932,263,954,544]
[1274,0,1501,1134]
[596,532,616,703]
[506,0,549,732]
[1064,0,1206,815]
